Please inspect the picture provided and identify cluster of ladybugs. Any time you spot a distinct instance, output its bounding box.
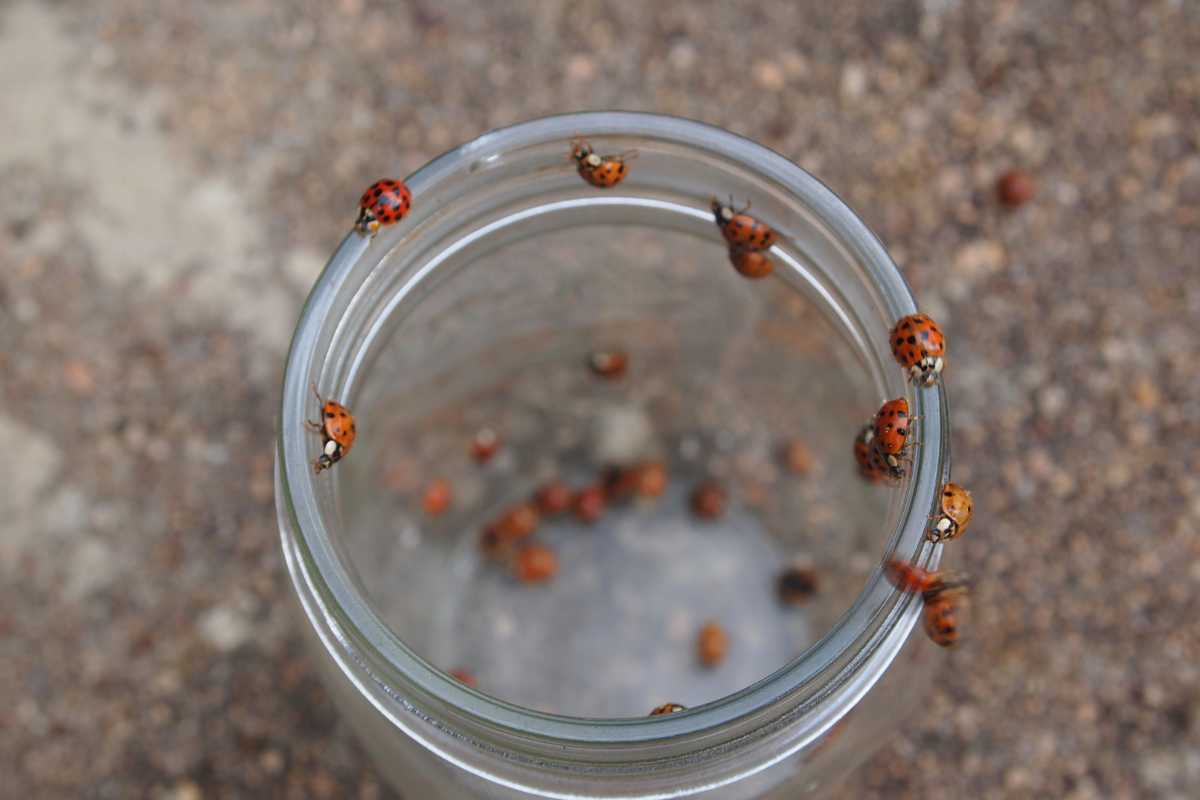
[862,313,975,648]
[301,140,973,716]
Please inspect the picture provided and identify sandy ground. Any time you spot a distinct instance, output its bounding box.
[1,1,1198,797]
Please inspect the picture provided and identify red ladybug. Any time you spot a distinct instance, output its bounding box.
[571,139,637,188]
[306,383,357,473]
[852,424,888,484]
[872,397,914,479]
[884,558,971,648]
[889,314,946,386]
[356,178,412,237]
[728,248,774,279]
[711,198,777,252]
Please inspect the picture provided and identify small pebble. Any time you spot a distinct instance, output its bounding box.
[783,440,814,475]
[470,427,501,463]
[697,620,729,667]
[421,478,453,516]
[690,480,727,520]
[996,168,1036,207]
[513,543,558,583]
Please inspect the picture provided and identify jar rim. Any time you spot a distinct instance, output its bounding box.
[277,111,947,760]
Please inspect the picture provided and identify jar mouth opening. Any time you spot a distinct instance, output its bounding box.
[277,112,948,748]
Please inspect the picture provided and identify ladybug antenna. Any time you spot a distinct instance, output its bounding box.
[617,148,639,162]
[310,382,324,406]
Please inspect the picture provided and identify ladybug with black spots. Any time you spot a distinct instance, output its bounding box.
[853,423,888,484]
[355,178,412,237]
[307,383,357,473]
[884,558,970,648]
[927,482,974,543]
[711,197,778,252]
[889,313,946,386]
[728,248,774,279]
[872,397,915,480]
[571,139,637,188]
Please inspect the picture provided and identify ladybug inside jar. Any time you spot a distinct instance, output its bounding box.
[306,384,357,474]
[355,178,412,237]
[872,397,916,480]
[889,313,946,387]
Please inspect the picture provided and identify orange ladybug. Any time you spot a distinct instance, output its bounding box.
[852,424,888,483]
[728,248,774,279]
[927,483,973,543]
[306,384,357,473]
[649,702,686,716]
[872,398,914,479]
[571,139,637,188]
[448,668,477,688]
[883,558,942,594]
[513,543,559,583]
[355,178,412,237]
[889,314,946,386]
[922,584,968,647]
[884,558,970,648]
[588,349,629,379]
[711,198,777,252]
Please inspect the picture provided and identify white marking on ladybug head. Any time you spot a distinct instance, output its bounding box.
[886,454,899,467]
[324,439,339,457]
[585,153,602,168]
[934,357,944,373]
[936,517,952,533]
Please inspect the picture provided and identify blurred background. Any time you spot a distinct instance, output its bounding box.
[2,1,1198,798]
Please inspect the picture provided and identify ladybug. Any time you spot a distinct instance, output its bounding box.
[728,247,774,279]
[711,198,777,252]
[872,397,915,479]
[355,178,412,237]
[884,558,971,648]
[852,424,888,483]
[889,314,946,386]
[922,584,968,648]
[927,482,974,543]
[306,384,357,474]
[448,668,477,688]
[571,139,637,188]
[649,702,686,716]
[513,543,559,583]
[883,558,942,594]
[697,620,728,667]
[589,349,629,379]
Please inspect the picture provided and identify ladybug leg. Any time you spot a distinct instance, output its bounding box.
[307,383,326,431]
[306,419,323,433]
[617,148,639,162]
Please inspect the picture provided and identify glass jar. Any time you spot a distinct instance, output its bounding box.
[275,112,949,798]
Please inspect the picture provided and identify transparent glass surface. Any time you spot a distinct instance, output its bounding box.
[276,113,949,799]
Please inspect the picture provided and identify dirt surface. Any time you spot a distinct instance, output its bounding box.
[2,1,1198,798]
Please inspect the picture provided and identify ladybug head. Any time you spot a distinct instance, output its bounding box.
[355,207,380,237]
[571,139,593,163]
[313,439,343,473]
[710,198,733,223]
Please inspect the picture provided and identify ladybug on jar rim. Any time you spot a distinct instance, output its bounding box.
[853,424,888,484]
[306,383,357,474]
[728,247,774,279]
[571,139,637,188]
[711,197,778,252]
[649,702,686,716]
[922,584,969,648]
[884,558,971,648]
[355,178,412,237]
[889,314,946,387]
[927,482,973,543]
[872,397,915,479]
